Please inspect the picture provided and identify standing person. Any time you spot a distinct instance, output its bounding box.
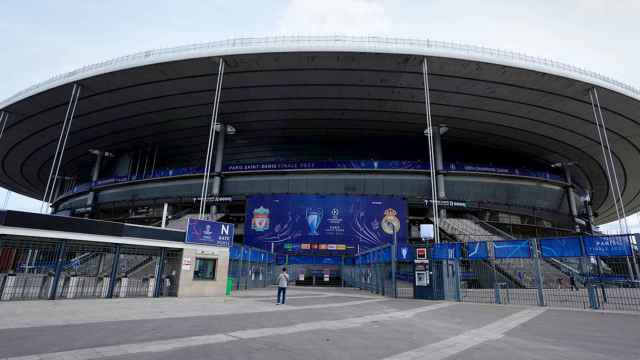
[569,273,578,291]
[276,267,289,305]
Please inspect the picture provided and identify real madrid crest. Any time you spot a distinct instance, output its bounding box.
[381,208,401,234]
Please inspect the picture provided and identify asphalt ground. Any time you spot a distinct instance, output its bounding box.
[0,287,638,360]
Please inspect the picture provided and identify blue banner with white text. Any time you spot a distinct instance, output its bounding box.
[583,235,632,257]
[185,219,234,247]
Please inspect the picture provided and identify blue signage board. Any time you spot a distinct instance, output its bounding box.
[185,218,234,247]
[397,245,415,262]
[431,243,461,260]
[540,238,583,258]
[494,240,531,259]
[245,195,407,255]
[583,235,632,257]
[466,241,489,259]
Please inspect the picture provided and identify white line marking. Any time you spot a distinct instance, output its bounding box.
[382,307,547,360]
[5,302,454,360]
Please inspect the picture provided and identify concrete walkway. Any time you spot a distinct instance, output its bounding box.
[0,287,638,360]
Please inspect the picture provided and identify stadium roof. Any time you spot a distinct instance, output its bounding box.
[1,36,639,224]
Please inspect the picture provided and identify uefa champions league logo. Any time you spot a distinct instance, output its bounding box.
[401,247,408,260]
[306,208,323,236]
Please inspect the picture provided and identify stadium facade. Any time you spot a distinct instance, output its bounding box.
[1,36,640,248]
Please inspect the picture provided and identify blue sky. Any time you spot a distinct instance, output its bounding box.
[1,0,639,232]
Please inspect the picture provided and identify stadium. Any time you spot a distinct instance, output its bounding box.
[0,36,639,305]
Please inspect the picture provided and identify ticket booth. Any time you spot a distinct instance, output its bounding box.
[413,247,443,300]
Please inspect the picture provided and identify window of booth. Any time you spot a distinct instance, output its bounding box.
[193,258,217,280]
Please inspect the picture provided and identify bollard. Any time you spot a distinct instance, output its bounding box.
[226,277,234,296]
[588,284,600,309]
[147,277,156,297]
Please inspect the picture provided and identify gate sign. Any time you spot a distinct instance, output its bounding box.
[583,235,632,257]
[185,218,234,247]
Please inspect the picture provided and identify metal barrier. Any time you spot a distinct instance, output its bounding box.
[0,237,181,301]
[228,245,276,291]
[341,235,640,312]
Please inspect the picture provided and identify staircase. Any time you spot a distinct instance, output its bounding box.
[439,217,571,289]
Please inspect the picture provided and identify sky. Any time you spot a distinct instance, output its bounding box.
[0,0,639,233]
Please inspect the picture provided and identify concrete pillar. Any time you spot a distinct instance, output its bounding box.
[433,126,447,219]
[86,150,105,215]
[563,164,580,232]
[209,124,226,218]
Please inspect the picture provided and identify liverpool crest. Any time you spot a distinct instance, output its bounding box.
[251,206,270,232]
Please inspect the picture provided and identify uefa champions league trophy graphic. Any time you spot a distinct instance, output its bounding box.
[306,208,323,236]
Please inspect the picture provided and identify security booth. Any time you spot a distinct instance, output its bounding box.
[179,218,234,297]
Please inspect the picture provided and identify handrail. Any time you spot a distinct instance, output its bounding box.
[2,35,639,109]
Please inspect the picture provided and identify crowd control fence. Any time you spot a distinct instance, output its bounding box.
[342,234,640,312]
[0,237,181,301]
[228,245,277,291]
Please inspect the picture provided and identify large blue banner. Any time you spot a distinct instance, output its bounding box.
[540,238,583,258]
[185,219,234,247]
[583,235,632,257]
[466,241,489,259]
[245,195,407,255]
[494,240,531,259]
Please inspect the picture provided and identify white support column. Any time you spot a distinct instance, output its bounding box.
[209,123,226,218]
[589,88,636,280]
[433,125,447,219]
[42,84,82,213]
[422,58,441,244]
[161,202,169,228]
[0,111,9,142]
[199,58,225,219]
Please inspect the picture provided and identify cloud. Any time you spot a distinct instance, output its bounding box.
[276,0,391,35]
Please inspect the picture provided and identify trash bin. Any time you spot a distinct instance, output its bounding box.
[226,278,234,296]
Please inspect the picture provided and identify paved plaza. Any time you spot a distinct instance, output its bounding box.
[1,287,639,360]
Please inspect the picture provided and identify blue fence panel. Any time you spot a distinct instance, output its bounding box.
[229,246,242,260]
[540,237,582,258]
[431,243,461,260]
[466,241,489,259]
[494,240,531,259]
